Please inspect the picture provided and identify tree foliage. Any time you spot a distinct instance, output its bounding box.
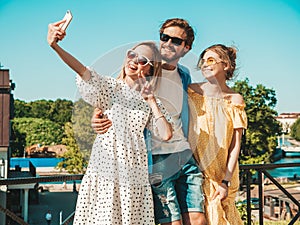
[13,99,31,118]
[14,99,73,125]
[71,98,96,159]
[232,78,281,164]
[50,99,74,126]
[12,98,96,160]
[12,99,73,156]
[291,118,300,141]
[56,122,88,174]
[10,127,26,157]
[11,117,65,156]
[55,98,96,174]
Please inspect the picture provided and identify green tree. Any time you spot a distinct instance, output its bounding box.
[57,122,88,174]
[10,128,26,157]
[291,118,300,141]
[11,117,65,154]
[232,78,281,164]
[30,99,53,119]
[49,99,73,126]
[14,99,73,125]
[14,99,32,118]
[71,98,96,160]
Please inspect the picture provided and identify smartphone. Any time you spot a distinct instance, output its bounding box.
[59,10,73,31]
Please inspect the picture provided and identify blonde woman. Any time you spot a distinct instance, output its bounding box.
[47,19,172,225]
[188,44,247,225]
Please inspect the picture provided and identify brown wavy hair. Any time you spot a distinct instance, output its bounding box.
[198,44,238,80]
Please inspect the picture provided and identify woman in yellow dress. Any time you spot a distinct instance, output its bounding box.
[188,44,247,225]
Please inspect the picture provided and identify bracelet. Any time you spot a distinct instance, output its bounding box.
[155,115,164,121]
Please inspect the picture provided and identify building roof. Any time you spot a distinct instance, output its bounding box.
[276,113,300,119]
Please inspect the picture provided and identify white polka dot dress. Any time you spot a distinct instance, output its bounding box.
[73,68,155,225]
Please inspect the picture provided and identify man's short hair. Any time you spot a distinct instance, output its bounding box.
[159,18,195,50]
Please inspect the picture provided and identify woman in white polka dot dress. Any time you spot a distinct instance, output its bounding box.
[47,20,172,224]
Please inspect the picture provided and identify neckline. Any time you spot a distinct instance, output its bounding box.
[188,87,245,107]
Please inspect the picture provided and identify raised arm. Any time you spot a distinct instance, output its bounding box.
[47,20,90,80]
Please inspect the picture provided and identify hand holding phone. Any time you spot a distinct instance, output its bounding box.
[59,10,73,31]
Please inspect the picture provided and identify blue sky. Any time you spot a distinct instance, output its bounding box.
[1,0,300,114]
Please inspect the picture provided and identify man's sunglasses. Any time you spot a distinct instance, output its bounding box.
[126,50,153,67]
[160,33,185,46]
[198,57,224,68]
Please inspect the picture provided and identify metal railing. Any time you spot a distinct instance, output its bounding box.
[1,163,300,225]
[240,162,300,225]
[0,174,83,225]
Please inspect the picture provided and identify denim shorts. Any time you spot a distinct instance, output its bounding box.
[149,149,204,224]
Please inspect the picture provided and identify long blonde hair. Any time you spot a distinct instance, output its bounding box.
[117,41,162,89]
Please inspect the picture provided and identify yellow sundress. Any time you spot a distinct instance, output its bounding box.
[188,87,247,225]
